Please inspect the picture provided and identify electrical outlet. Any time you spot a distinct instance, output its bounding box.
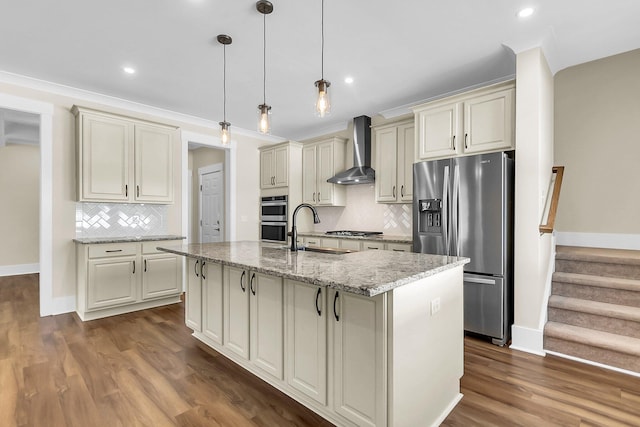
[430,297,441,315]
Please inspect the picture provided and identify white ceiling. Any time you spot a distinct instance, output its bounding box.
[1,0,639,141]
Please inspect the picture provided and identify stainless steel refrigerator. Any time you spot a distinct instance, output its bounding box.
[413,151,514,346]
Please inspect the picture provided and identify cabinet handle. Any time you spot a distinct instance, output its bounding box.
[465,133,468,149]
[452,135,456,150]
[315,288,322,316]
[313,192,315,202]
[137,185,140,198]
[125,184,128,198]
[201,261,206,280]
[144,259,147,272]
[401,185,404,198]
[392,249,405,252]
[240,270,246,292]
[132,260,135,274]
[250,273,256,295]
[333,291,340,322]
[367,246,379,250]
[194,260,199,278]
[392,185,396,198]
[105,249,122,253]
[317,192,320,201]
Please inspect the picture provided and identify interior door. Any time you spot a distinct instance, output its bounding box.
[200,169,223,243]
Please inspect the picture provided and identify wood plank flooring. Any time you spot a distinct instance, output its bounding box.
[2,274,640,426]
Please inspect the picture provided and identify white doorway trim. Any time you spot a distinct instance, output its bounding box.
[198,163,224,243]
[181,130,236,243]
[0,93,54,317]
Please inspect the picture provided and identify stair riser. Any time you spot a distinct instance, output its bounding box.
[555,259,640,280]
[548,308,640,339]
[551,282,640,308]
[545,336,640,373]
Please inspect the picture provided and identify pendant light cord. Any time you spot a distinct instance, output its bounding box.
[223,44,227,122]
[321,0,324,80]
[263,12,267,104]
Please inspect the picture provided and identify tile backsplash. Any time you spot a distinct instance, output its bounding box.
[314,185,412,236]
[75,203,167,238]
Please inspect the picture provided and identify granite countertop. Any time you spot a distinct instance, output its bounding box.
[297,231,412,244]
[158,241,468,297]
[73,235,186,244]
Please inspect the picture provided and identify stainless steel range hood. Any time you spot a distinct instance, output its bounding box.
[327,115,375,185]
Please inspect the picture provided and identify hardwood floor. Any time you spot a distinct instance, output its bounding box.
[2,274,640,426]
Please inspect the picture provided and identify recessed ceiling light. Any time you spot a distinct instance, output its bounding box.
[344,76,354,84]
[123,66,136,75]
[517,7,534,18]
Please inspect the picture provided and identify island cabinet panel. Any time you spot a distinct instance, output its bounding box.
[203,262,224,345]
[250,272,284,380]
[186,258,203,331]
[286,280,327,405]
[331,290,387,427]
[224,266,251,360]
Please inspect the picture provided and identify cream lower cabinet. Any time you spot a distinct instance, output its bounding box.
[186,258,203,331]
[77,240,182,321]
[330,290,387,427]
[224,266,251,359]
[286,280,327,405]
[186,258,224,344]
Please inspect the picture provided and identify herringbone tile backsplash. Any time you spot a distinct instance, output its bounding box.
[75,203,167,238]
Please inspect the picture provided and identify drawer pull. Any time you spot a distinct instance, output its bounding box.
[250,273,256,295]
[132,260,136,274]
[333,291,340,322]
[144,259,147,272]
[315,288,322,316]
[201,261,206,280]
[367,247,379,250]
[105,249,123,253]
[195,260,199,277]
[240,270,246,292]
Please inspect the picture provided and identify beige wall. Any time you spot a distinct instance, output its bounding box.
[555,48,640,234]
[0,80,265,304]
[0,144,40,266]
[190,146,225,242]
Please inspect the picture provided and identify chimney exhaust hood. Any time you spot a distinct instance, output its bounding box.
[327,115,375,185]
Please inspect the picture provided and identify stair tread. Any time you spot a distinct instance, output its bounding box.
[552,271,640,291]
[548,295,640,322]
[556,245,640,265]
[545,321,640,356]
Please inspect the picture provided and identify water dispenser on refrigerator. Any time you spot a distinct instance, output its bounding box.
[418,199,442,233]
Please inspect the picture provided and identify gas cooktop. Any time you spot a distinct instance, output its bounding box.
[325,230,383,237]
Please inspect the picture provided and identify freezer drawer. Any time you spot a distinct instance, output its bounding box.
[463,274,505,343]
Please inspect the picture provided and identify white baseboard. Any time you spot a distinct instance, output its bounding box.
[49,295,76,316]
[510,325,545,356]
[0,263,39,277]
[556,232,640,250]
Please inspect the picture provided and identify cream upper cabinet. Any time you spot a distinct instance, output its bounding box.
[301,137,346,206]
[374,120,414,203]
[73,106,176,204]
[413,82,515,160]
[260,144,289,189]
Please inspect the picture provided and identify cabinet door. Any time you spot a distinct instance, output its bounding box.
[250,272,284,379]
[141,253,180,299]
[302,145,318,204]
[316,141,335,205]
[260,149,275,189]
[463,88,515,154]
[398,123,415,202]
[416,101,460,160]
[375,127,399,202]
[286,280,327,405]
[224,266,250,360]
[80,113,132,202]
[273,145,289,187]
[186,258,202,331]
[203,262,223,345]
[332,290,386,427]
[134,124,174,203]
[87,256,137,310]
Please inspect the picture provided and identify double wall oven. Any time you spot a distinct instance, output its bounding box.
[260,195,288,242]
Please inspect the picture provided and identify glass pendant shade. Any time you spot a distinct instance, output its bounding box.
[257,104,272,134]
[315,79,331,117]
[220,121,231,145]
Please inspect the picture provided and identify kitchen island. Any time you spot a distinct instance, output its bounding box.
[158,241,469,427]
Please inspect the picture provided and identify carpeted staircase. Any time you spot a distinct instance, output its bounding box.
[544,245,640,373]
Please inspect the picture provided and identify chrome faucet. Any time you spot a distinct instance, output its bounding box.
[290,203,321,251]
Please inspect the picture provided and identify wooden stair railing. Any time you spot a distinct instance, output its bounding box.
[540,166,565,234]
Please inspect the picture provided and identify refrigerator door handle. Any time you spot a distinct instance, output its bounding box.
[465,276,497,285]
[442,165,450,255]
[452,164,460,257]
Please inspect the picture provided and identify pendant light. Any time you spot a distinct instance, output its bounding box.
[217,34,232,145]
[314,0,330,117]
[257,0,273,134]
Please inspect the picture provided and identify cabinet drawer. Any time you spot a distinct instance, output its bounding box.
[386,243,413,252]
[88,243,137,258]
[363,241,385,250]
[142,240,180,254]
